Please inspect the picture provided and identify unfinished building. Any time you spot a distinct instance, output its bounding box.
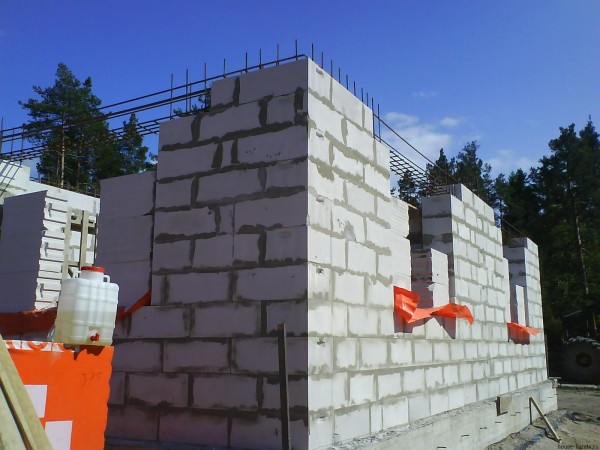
[100,58,556,449]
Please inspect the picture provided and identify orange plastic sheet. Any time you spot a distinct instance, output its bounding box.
[507,322,539,335]
[116,289,151,319]
[393,286,474,324]
[0,307,57,336]
[6,340,113,450]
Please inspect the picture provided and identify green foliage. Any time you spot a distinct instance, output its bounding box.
[20,64,152,192]
[173,90,211,117]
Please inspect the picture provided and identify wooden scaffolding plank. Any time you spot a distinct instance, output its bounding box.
[0,334,52,449]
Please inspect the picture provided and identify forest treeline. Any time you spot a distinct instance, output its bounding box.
[396,122,599,344]
[19,64,599,344]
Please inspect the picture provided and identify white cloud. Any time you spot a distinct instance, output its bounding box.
[487,149,536,175]
[412,90,437,99]
[440,116,464,128]
[382,112,453,164]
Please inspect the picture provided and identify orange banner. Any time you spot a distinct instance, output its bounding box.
[507,322,539,335]
[7,340,113,450]
[393,286,473,324]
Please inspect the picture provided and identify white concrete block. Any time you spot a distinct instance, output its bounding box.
[193,235,234,268]
[164,340,229,373]
[360,338,388,369]
[266,160,307,190]
[168,272,230,303]
[128,306,190,338]
[267,226,307,262]
[381,396,409,429]
[235,192,307,231]
[334,338,357,369]
[408,392,430,421]
[307,94,345,144]
[100,171,155,219]
[197,168,262,204]
[332,148,363,179]
[232,233,260,263]
[308,229,331,265]
[154,208,216,237]
[269,300,308,336]
[267,93,298,125]
[377,372,402,400]
[159,115,195,150]
[199,102,261,141]
[348,305,378,336]
[345,180,375,215]
[364,164,389,196]
[153,241,191,271]
[307,60,331,101]
[237,125,307,164]
[96,215,153,264]
[349,373,375,405]
[334,405,370,443]
[390,339,413,365]
[192,374,257,410]
[330,77,364,128]
[403,368,425,392]
[346,241,376,274]
[210,76,237,106]
[101,259,151,307]
[332,205,365,243]
[191,302,260,337]
[155,178,193,208]
[127,373,188,407]
[239,59,307,104]
[334,272,365,305]
[236,266,307,301]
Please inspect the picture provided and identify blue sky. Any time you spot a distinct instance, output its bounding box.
[1,1,598,176]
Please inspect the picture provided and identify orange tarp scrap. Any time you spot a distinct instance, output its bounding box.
[393,286,474,324]
[0,307,57,336]
[507,322,539,335]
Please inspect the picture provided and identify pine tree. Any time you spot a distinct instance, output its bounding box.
[20,64,152,192]
[453,141,494,201]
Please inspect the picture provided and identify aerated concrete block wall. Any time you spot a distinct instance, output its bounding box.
[96,171,156,307]
[105,58,555,449]
[108,59,312,448]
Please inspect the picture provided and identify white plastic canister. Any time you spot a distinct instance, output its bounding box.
[53,266,119,346]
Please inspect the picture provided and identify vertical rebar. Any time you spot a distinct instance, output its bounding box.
[259,49,262,68]
[295,39,298,59]
[185,69,189,113]
[277,43,280,65]
[320,51,323,68]
[353,81,356,95]
[346,74,349,89]
[277,323,291,450]
[338,67,341,82]
[169,74,174,119]
[361,87,364,102]
[311,43,314,60]
[245,52,248,72]
[223,58,226,77]
[377,103,381,139]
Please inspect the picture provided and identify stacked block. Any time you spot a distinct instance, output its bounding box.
[96,172,156,307]
[0,191,67,311]
[503,238,543,328]
[411,248,450,307]
[106,59,555,449]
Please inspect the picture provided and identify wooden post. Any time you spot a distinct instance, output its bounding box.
[277,323,291,450]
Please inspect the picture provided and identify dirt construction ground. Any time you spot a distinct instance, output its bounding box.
[488,387,600,449]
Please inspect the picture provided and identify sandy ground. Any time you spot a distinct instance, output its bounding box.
[488,387,600,449]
